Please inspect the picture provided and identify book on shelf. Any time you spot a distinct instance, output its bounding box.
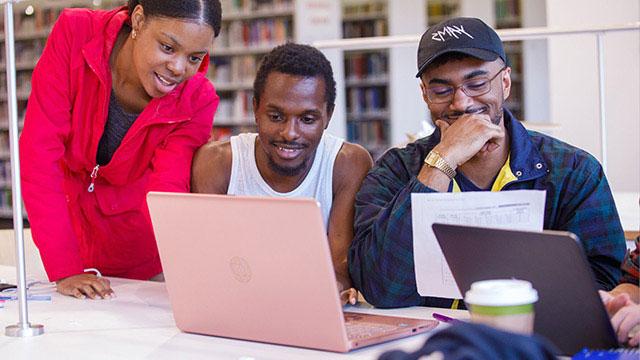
[343,1,386,19]
[342,0,390,158]
[223,0,293,13]
[495,0,521,28]
[0,161,11,187]
[345,52,388,81]
[343,19,387,38]
[346,120,388,158]
[220,17,292,48]
[426,0,460,25]
[219,90,254,123]
[215,95,254,125]
[211,55,257,85]
[347,87,387,115]
[209,0,295,134]
[494,0,523,119]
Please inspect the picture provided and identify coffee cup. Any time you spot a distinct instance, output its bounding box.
[464,279,538,335]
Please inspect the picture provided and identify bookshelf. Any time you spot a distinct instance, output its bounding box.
[0,0,126,224]
[426,0,460,26]
[495,0,523,120]
[342,0,390,160]
[208,0,295,141]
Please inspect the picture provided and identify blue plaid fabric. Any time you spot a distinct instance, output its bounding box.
[349,109,626,308]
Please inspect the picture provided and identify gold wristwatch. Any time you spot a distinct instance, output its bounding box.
[424,151,456,179]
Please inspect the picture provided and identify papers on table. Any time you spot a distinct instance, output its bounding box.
[411,190,546,299]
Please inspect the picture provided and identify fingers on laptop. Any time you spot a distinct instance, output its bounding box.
[56,273,115,300]
[610,303,640,345]
[341,288,358,305]
[601,291,633,316]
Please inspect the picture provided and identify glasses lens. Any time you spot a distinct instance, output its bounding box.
[426,67,503,103]
[462,79,491,97]
[428,86,454,103]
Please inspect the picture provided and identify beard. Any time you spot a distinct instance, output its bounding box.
[441,105,504,126]
[491,106,504,125]
[266,154,309,177]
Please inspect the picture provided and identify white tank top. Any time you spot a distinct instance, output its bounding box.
[228,133,344,229]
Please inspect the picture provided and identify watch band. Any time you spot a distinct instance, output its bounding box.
[424,151,457,179]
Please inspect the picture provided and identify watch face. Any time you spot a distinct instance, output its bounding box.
[425,151,454,178]
[425,152,438,165]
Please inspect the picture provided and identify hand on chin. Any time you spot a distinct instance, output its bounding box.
[478,141,500,154]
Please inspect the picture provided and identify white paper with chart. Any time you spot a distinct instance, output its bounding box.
[411,190,546,299]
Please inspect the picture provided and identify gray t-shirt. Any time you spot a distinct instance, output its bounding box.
[96,90,139,165]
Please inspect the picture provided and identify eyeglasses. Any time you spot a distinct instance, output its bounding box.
[426,66,507,104]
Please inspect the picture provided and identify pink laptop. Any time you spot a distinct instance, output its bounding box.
[147,192,437,352]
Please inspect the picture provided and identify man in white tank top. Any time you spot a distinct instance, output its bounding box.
[192,44,373,305]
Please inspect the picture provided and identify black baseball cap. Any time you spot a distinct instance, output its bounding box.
[416,17,506,78]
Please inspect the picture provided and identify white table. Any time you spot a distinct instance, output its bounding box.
[0,266,468,359]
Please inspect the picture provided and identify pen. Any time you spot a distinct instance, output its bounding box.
[432,312,462,324]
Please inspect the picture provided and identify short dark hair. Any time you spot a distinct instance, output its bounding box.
[253,43,336,112]
[128,0,222,37]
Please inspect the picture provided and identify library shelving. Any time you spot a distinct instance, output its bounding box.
[426,0,460,26]
[208,0,295,141]
[0,0,126,223]
[342,0,390,160]
[495,0,524,120]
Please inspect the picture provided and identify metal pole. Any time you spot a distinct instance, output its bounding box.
[2,0,44,338]
[596,32,608,173]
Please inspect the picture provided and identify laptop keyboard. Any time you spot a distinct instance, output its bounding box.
[345,321,400,340]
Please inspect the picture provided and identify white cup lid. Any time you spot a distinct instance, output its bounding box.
[464,279,538,307]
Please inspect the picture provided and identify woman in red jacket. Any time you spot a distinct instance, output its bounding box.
[19,0,221,299]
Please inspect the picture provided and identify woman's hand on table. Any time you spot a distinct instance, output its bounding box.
[56,273,114,299]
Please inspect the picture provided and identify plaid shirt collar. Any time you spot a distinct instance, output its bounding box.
[503,109,548,182]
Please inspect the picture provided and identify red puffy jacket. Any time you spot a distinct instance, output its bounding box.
[19,7,218,281]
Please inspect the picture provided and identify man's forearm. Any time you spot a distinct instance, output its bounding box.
[350,178,435,308]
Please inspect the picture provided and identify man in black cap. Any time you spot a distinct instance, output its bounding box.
[348,17,626,309]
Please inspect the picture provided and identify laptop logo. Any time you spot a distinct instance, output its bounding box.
[230,256,252,283]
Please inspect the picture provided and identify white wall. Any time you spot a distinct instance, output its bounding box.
[546,0,640,192]
[0,229,47,280]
